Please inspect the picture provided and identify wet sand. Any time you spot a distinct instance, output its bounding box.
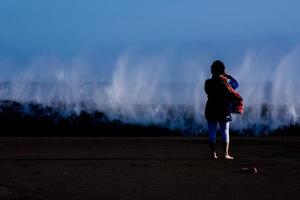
[0,136,299,200]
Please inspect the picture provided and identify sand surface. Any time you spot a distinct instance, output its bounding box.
[0,136,299,200]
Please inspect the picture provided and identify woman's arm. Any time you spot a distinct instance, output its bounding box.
[204,80,209,94]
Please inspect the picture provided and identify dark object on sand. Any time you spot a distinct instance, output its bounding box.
[240,167,258,174]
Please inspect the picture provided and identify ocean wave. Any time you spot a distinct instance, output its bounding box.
[0,100,299,136]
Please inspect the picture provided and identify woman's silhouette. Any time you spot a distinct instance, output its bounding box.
[205,60,242,159]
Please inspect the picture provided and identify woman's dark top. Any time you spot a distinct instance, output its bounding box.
[205,75,232,122]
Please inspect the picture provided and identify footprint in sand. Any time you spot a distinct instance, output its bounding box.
[0,184,28,200]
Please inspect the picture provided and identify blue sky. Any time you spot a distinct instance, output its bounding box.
[0,0,299,62]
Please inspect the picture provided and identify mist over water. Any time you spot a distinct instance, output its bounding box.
[0,46,299,135]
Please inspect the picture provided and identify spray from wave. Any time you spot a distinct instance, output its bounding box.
[0,47,299,135]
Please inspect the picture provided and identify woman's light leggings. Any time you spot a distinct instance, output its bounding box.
[207,120,230,144]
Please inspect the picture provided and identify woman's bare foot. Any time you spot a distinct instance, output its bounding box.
[211,152,218,159]
[224,154,234,160]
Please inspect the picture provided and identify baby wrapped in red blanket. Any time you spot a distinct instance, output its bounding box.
[221,74,244,114]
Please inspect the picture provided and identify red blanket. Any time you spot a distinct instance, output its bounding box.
[221,76,244,114]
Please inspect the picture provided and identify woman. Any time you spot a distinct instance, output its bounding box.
[204,60,242,159]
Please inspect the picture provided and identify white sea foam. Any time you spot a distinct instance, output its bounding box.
[0,47,299,134]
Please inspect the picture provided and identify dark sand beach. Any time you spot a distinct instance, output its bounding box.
[0,136,299,200]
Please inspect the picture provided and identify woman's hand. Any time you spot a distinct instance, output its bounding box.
[223,73,233,80]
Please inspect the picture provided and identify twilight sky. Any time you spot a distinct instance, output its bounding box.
[0,0,299,69]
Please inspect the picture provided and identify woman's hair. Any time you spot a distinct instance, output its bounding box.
[211,60,225,75]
